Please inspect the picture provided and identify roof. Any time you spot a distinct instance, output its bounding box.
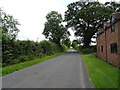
[97,12,120,37]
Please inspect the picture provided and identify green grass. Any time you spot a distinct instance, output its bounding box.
[81,54,119,88]
[0,53,63,76]
[78,50,95,54]
[77,48,96,54]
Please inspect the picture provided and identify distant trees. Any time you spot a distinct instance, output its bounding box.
[71,40,78,49]
[43,11,70,45]
[62,38,71,48]
[65,1,120,47]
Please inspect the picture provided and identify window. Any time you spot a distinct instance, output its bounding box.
[101,46,103,52]
[110,43,118,53]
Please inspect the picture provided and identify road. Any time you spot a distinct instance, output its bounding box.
[2,49,93,88]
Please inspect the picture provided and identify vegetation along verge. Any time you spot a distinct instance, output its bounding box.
[1,9,70,76]
[81,53,119,88]
[1,53,63,76]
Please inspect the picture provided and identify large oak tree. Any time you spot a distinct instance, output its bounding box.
[65,1,119,47]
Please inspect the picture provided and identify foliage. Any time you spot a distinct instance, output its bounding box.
[1,53,62,76]
[43,11,70,45]
[82,54,119,88]
[62,38,71,48]
[65,1,119,47]
[2,40,63,67]
[71,40,78,49]
[61,45,68,52]
[0,8,20,41]
[1,8,20,66]
[1,9,68,67]
[77,45,96,54]
[0,29,2,42]
[104,1,120,12]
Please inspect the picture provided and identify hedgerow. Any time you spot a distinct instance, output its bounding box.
[2,40,63,67]
[1,9,69,67]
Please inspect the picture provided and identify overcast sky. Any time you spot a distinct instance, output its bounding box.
[0,0,119,42]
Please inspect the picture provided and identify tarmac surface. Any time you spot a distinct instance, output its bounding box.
[2,49,93,88]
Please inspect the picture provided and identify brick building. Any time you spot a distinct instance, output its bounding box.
[97,13,120,67]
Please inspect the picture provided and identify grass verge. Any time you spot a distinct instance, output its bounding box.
[81,54,119,88]
[0,53,63,76]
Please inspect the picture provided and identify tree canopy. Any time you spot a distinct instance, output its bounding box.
[65,1,119,47]
[71,40,78,49]
[62,38,71,48]
[0,8,20,41]
[43,11,70,45]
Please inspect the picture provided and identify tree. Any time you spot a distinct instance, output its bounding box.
[104,1,120,12]
[65,1,119,47]
[62,38,71,48]
[0,8,20,64]
[0,29,2,42]
[0,8,20,41]
[71,40,78,49]
[43,11,70,45]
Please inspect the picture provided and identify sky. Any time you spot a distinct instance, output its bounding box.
[0,0,119,42]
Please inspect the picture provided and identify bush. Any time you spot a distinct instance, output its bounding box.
[76,45,96,54]
[77,45,84,50]
[18,56,29,62]
[2,40,63,67]
[61,45,68,52]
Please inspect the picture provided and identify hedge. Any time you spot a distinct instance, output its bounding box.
[2,40,63,67]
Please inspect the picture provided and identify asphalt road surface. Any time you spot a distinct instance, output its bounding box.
[2,49,93,88]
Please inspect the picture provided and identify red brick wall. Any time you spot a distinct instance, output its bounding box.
[117,20,120,67]
[106,24,118,67]
[97,20,120,67]
[97,32,107,61]
[97,36,100,58]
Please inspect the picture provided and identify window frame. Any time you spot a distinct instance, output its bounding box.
[110,43,118,53]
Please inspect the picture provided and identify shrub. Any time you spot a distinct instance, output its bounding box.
[18,56,29,62]
[76,45,96,54]
[2,40,63,67]
[77,45,84,50]
[61,45,68,52]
